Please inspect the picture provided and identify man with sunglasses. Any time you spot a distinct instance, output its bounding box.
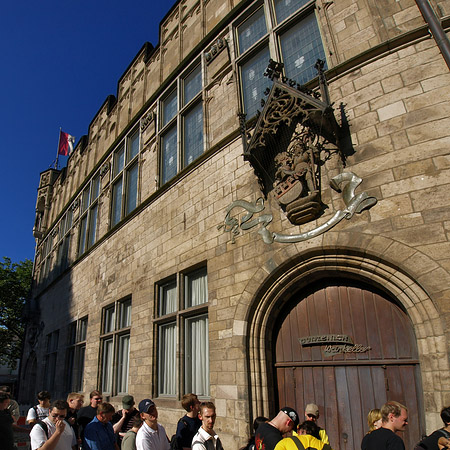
[30,400,77,450]
[304,404,330,445]
[77,390,103,446]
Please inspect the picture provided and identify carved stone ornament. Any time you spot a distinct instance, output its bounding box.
[218,171,377,244]
[240,59,357,227]
[141,111,155,132]
[100,162,111,178]
[204,37,227,64]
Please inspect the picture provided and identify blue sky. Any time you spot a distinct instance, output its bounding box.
[1,0,175,264]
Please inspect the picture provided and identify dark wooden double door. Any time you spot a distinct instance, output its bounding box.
[275,281,422,450]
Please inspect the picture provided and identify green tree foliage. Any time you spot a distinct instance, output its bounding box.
[0,257,33,369]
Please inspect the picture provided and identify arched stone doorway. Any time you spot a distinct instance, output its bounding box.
[245,248,448,449]
[274,279,422,450]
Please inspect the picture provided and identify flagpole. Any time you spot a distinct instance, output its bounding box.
[55,127,61,169]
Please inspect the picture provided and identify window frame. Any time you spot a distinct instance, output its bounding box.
[78,172,101,256]
[65,317,88,392]
[99,298,132,396]
[110,128,140,228]
[234,0,327,120]
[43,330,59,391]
[154,266,209,399]
[158,61,205,187]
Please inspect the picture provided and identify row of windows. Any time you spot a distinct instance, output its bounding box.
[46,267,209,398]
[37,0,325,282]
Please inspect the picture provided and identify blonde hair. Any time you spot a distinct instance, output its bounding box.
[67,392,84,402]
[367,408,382,432]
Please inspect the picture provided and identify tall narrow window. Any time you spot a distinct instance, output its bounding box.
[78,173,100,255]
[155,266,209,398]
[110,129,140,227]
[159,63,204,186]
[55,208,72,275]
[100,298,131,395]
[44,330,59,391]
[65,317,87,392]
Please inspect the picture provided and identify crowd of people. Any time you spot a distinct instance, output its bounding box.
[0,389,221,450]
[2,386,450,450]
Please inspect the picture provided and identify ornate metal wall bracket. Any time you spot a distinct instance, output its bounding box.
[240,59,355,227]
[218,172,377,244]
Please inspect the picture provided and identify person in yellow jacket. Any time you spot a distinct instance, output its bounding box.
[274,421,332,450]
[304,404,330,445]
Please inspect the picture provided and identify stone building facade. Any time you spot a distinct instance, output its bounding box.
[21,0,450,448]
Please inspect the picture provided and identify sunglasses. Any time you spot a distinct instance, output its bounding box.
[307,414,317,419]
[51,414,66,419]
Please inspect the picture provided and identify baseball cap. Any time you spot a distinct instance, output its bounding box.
[281,406,299,427]
[138,399,155,413]
[122,395,134,409]
[305,403,319,417]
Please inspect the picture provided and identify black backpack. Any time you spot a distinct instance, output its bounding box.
[169,419,188,450]
[414,428,450,450]
[32,420,49,439]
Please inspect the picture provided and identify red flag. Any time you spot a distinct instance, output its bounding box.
[58,131,75,156]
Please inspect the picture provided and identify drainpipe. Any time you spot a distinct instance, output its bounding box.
[415,0,450,70]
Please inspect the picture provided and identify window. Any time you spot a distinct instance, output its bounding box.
[78,173,100,255]
[235,0,327,119]
[100,299,131,395]
[155,267,209,397]
[55,209,72,274]
[65,317,87,392]
[159,63,204,185]
[44,330,59,391]
[39,235,53,283]
[111,129,140,227]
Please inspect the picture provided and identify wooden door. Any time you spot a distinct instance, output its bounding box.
[275,281,422,450]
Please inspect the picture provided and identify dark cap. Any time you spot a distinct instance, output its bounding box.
[281,406,300,427]
[138,399,155,413]
[122,395,134,409]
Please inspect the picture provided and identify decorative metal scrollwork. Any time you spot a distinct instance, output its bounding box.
[218,172,377,244]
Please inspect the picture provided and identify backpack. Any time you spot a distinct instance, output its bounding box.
[169,419,188,450]
[414,428,450,450]
[32,420,49,439]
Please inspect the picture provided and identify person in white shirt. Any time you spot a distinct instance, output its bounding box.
[30,399,77,450]
[191,402,223,450]
[135,399,170,450]
[27,391,51,425]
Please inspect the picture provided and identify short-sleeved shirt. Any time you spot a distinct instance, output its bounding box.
[361,427,405,450]
[112,408,140,439]
[30,417,77,450]
[136,421,170,450]
[77,405,97,442]
[255,422,284,450]
[122,430,138,450]
[27,405,50,423]
[83,416,116,450]
[275,435,331,450]
[175,415,202,449]
[7,399,20,421]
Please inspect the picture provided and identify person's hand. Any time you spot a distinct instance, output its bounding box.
[55,419,66,434]
[438,437,450,449]
[121,409,128,417]
[68,416,76,425]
